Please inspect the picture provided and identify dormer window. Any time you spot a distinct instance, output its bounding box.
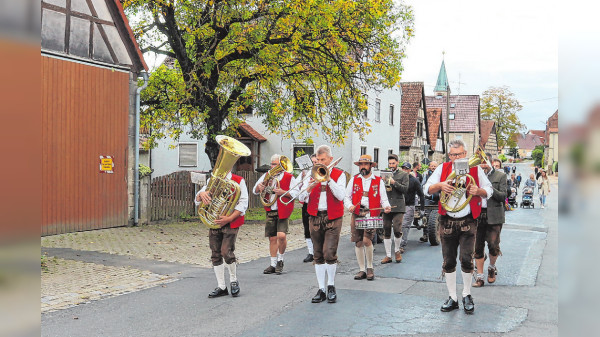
[449,113,455,120]
[450,103,456,108]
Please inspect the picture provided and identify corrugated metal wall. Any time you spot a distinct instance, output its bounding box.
[42,55,130,235]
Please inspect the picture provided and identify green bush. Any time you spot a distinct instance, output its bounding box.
[532,148,544,167]
[499,154,507,162]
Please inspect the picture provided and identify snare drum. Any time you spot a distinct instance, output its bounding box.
[355,217,384,229]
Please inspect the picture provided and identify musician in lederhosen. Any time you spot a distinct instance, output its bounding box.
[300,154,318,263]
[253,154,299,275]
[298,145,346,303]
[380,154,409,264]
[344,154,391,281]
[473,156,507,287]
[423,140,493,313]
[195,173,248,298]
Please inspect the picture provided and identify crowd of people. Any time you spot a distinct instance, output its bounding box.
[194,140,550,314]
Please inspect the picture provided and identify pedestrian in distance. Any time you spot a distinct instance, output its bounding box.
[420,161,439,242]
[423,140,493,314]
[537,170,551,208]
[516,173,522,188]
[412,162,423,184]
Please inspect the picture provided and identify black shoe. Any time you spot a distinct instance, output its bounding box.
[327,285,337,303]
[419,233,428,242]
[263,265,276,274]
[311,289,326,303]
[440,296,459,312]
[208,287,228,298]
[303,254,314,263]
[275,260,284,274]
[463,295,474,313]
[230,281,240,297]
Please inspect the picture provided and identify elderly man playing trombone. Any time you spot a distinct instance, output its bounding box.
[298,145,345,304]
[253,154,299,275]
[423,140,492,314]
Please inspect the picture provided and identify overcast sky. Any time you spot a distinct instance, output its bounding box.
[400,0,558,131]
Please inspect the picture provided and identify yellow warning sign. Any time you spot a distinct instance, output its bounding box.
[99,156,114,173]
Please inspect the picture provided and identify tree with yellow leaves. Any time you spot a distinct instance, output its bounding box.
[124,0,414,166]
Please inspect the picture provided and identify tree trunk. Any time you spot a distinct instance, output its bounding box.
[205,136,220,169]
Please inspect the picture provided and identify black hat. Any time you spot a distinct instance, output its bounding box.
[401,162,412,170]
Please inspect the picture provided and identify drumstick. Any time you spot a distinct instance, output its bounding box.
[366,206,397,211]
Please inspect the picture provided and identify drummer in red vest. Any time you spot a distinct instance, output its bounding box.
[298,145,347,304]
[344,154,391,281]
[423,140,492,314]
[195,171,248,298]
[253,154,299,275]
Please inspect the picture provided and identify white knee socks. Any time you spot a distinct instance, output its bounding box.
[315,264,327,290]
[462,271,472,297]
[394,237,402,252]
[306,238,314,255]
[365,244,374,269]
[226,262,237,282]
[445,271,457,301]
[355,246,366,271]
[214,264,226,290]
[326,263,337,286]
[384,238,392,257]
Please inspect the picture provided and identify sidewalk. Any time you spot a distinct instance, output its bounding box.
[41,215,352,312]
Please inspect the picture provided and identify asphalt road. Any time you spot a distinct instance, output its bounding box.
[42,161,557,337]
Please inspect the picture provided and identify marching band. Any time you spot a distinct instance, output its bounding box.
[195,137,501,314]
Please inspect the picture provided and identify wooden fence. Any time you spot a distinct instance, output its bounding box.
[149,170,263,222]
[150,171,196,221]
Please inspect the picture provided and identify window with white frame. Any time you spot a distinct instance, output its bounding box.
[375,99,381,122]
[373,148,379,167]
[389,104,394,125]
[178,143,198,167]
[361,146,367,155]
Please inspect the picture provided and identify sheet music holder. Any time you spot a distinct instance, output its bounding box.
[295,154,313,170]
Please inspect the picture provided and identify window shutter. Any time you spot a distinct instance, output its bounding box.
[179,143,198,167]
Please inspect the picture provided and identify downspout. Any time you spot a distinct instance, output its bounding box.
[135,72,149,225]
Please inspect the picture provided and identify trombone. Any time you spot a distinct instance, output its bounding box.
[279,157,343,205]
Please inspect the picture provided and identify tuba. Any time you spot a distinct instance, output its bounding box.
[259,155,294,207]
[439,146,489,213]
[198,135,251,229]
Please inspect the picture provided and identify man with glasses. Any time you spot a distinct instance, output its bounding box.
[423,140,493,314]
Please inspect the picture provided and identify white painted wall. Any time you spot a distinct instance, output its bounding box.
[149,87,402,178]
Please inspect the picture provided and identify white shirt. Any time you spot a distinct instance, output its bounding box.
[423,163,493,218]
[344,174,391,210]
[252,172,300,210]
[297,169,313,203]
[195,172,249,215]
[481,168,496,209]
[298,171,346,211]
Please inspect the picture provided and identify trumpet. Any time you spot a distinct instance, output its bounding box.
[279,157,343,205]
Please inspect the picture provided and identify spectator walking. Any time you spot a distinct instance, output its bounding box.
[537,170,551,209]
[516,173,522,188]
[412,162,423,184]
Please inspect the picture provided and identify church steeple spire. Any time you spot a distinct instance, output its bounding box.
[434,57,450,96]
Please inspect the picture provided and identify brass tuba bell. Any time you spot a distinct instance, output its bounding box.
[439,146,489,213]
[198,135,251,229]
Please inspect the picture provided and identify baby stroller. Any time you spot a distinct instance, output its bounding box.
[520,187,535,208]
[507,187,518,208]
